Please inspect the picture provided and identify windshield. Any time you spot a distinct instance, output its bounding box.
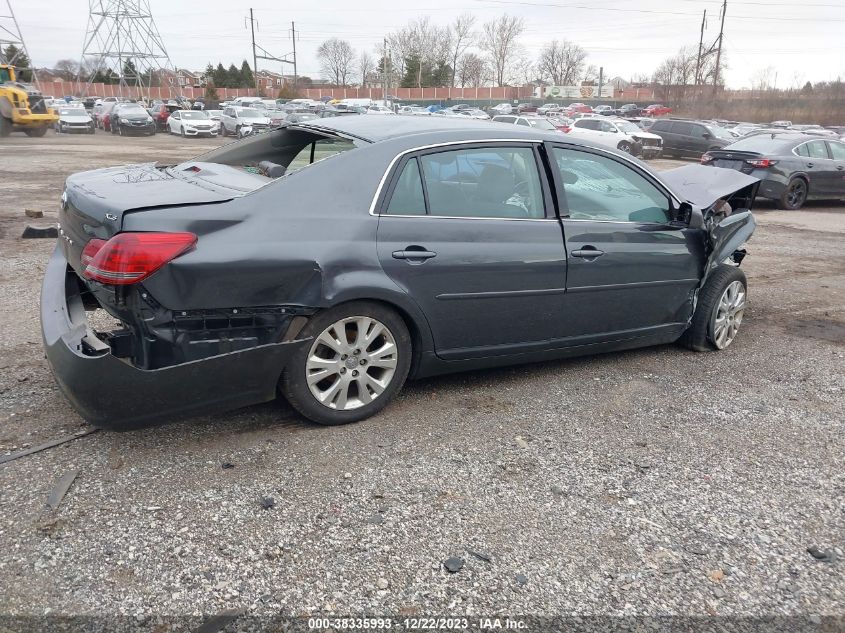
[119,106,147,116]
[528,118,556,130]
[705,124,734,140]
[180,111,209,120]
[616,121,641,134]
[239,108,263,118]
[59,108,87,116]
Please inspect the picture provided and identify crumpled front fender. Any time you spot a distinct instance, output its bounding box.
[702,210,756,286]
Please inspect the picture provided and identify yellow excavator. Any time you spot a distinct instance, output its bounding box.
[0,64,58,137]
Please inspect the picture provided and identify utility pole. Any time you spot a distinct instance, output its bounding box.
[694,9,706,89]
[248,8,258,93]
[382,37,387,102]
[290,21,297,90]
[597,66,603,101]
[712,0,726,96]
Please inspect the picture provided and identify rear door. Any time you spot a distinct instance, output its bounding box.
[376,143,569,360]
[546,143,703,339]
[826,140,845,197]
[804,140,837,197]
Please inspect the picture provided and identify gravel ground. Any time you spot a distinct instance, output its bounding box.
[0,133,843,630]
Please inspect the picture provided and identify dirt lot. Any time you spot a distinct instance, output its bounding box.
[0,133,843,628]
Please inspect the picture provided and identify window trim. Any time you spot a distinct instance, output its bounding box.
[544,141,680,225]
[373,139,557,221]
[795,139,832,160]
[826,140,845,160]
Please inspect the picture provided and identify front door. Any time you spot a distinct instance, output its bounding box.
[826,140,845,197]
[376,143,569,360]
[546,144,704,339]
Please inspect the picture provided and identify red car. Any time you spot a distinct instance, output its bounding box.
[149,103,180,131]
[566,102,592,114]
[643,104,672,116]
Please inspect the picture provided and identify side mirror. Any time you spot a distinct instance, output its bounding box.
[686,206,705,229]
[702,132,713,140]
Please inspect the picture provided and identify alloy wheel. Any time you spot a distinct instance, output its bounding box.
[305,316,399,410]
[787,180,807,209]
[712,280,746,349]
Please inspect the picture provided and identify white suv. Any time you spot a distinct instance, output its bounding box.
[566,117,663,158]
[219,106,272,137]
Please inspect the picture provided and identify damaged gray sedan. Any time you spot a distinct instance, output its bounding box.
[41,116,758,429]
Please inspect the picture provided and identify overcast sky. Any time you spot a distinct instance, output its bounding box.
[12,0,845,89]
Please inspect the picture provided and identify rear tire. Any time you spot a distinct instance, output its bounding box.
[280,301,412,426]
[680,265,748,352]
[778,177,808,210]
[24,127,47,137]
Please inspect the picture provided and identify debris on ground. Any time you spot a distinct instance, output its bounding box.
[260,496,275,510]
[21,225,58,239]
[24,208,43,218]
[443,557,464,573]
[45,470,79,510]
[807,546,836,562]
[0,429,99,466]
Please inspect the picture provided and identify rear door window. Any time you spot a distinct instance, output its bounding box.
[795,143,810,157]
[671,122,693,136]
[385,158,426,216]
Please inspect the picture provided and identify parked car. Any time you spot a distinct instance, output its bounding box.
[456,108,490,120]
[516,103,538,114]
[220,106,272,137]
[489,103,513,115]
[593,105,614,116]
[286,112,318,124]
[167,110,218,137]
[702,133,845,209]
[149,103,180,131]
[319,107,363,118]
[398,106,431,116]
[649,119,732,158]
[537,103,561,115]
[732,123,765,137]
[643,104,672,116]
[366,105,396,115]
[43,116,759,430]
[566,103,592,114]
[205,109,223,124]
[770,120,792,128]
[94,101,118,131]
[491,115,561,132]
[566,117,663,158]
[618,104,641,117]
[109,103,156,136]
[55,106,95,134]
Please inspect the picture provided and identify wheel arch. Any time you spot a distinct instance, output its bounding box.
[315,287,434,379]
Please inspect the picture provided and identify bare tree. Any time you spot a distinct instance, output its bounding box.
[456,53,487,87]
[478,14,525,86]
[536,40,587,86]
[54,59,80,81]
[317,38,356,86]
[448,13,476,87]
[359,50,374,87]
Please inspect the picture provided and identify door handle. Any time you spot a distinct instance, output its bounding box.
[837,165,845,171]
[571,247,605,259]
[392,248,437,261]
[807,162,814,168]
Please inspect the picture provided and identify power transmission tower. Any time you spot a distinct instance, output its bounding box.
[694,10,706,88]
[245,9,296,96]
[0,0,38,84]
[79,0,174,98]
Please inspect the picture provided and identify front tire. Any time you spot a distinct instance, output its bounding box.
[680,265,747,352]
[181,125,186,137]
[618,141,633,154]
[280,301,412,426]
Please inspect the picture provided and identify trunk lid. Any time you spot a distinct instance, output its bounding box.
[704,149,763,174]
[59,162,236,274]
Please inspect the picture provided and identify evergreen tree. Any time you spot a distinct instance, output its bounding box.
[3,44,32,81]
[213,63,228,88]
[240,60,254,88]
[227,63,240,88]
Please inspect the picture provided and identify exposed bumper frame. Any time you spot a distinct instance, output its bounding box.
[40,245,310,430]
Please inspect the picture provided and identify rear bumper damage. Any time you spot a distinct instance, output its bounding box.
[40,245,310,430]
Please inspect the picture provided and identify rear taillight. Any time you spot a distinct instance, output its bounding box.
[80,238,106,267]
[745,158,777,168]
[701,153,713,164]
[83,232,197,285]
[561,126,571,133]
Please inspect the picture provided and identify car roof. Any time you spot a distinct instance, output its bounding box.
[298,114,554,144]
